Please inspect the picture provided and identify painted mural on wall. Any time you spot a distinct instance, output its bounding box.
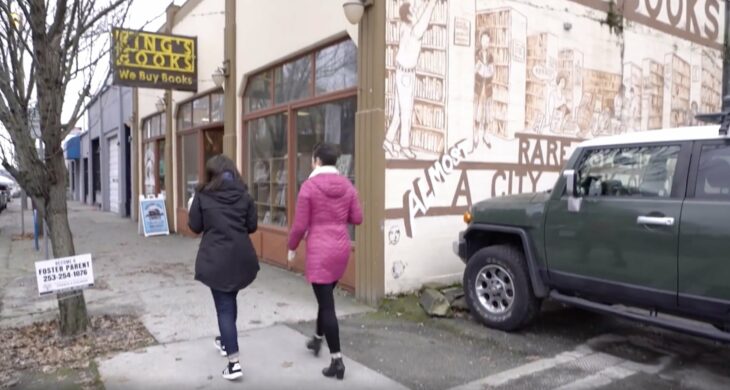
[383,0,725,291]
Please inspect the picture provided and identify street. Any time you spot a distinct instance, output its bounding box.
[1,201,728,389]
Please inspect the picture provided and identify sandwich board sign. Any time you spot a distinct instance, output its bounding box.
[35,254,94,296]
[140,195,170,237]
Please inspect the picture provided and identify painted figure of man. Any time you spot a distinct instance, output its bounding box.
[545,76,568,133]
[689,101,699,126]
[473,31,494,151]
[627,87,641,131]
[384,0,438,160]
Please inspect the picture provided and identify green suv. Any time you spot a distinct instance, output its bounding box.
[455,124,730,342]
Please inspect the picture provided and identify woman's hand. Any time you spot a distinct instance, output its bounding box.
[287,250,296,263]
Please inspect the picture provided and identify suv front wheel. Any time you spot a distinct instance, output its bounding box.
[464,245,540,331]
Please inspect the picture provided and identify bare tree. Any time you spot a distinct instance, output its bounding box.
[0,0,131,336]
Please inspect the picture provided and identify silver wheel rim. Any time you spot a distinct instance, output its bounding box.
[474,264,515,314]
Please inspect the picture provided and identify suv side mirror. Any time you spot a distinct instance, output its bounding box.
[563,169,577,197]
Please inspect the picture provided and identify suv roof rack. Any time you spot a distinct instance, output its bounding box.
[695,96,730,136]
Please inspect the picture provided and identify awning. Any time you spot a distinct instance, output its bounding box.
[64,135,81,160]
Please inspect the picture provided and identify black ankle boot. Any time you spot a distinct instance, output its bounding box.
[322,357,345,380]
[306,336,322,356]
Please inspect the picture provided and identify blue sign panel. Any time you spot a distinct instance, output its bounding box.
[140,197,169,237]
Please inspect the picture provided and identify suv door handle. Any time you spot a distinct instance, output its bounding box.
[637,216,675,226]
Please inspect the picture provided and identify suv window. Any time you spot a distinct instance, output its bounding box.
[695,144,730,200]
[576,145,680,198]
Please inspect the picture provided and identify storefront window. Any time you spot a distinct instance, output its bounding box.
[159,113,166,137]
[178,103,192,131]
[211,93,224,122]
[150,116,160,138]
[142,112,166,196]
[315,40,357,95]
[296,97,356,239]
[158,140,166,192]
[243,38,357,230]
[181,133,199,205]
[275,56,312,105]
[244,72,272,112]
[176,90,224,212]
[204,129,224,162]
[193,96,210,126]
[250,113,288,226]
[296,97,356,186]
[144,142,155,196]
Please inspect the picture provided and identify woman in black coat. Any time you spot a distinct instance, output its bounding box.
[188,154,259,381]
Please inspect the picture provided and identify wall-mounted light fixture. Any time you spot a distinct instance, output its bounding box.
[343,0,373,25]
[155,97,166,112]
[212,60,230,89]
[10,12,21,29]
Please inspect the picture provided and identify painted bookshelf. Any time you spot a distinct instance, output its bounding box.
[385,0,449,154]
[642,59,664,130]
[700,50,722,114]
[664,54,691,128]
[476,8,527,139]
[525,33,558,131]
[558,49,584,118]
[577,69,622,136]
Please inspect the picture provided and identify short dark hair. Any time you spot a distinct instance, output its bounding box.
[399,3,412,24]
[197,154,243,192]
[313,142,341,167]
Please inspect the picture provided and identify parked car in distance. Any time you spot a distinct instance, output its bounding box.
[455,124,730,342]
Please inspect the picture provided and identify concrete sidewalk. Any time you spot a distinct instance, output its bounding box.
[98,325,408,389]
[0,202,370,340]
[0,202,405,388]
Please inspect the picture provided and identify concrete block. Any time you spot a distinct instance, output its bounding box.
[419,288,450,317]
[441,287,465,303]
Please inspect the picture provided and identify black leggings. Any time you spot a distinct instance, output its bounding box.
[312,282,340,354]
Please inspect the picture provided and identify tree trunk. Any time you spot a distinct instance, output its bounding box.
[57,291,88,335]
[46,163,88,336]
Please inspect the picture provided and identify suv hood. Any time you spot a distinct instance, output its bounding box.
[470,192,550,228]
[474,192,548,208]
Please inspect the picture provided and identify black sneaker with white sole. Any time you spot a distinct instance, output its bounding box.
[222,362,242,380]
[214,337,227,357]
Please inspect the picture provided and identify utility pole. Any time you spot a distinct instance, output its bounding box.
[222,0,237,161]
[723,0,730,109]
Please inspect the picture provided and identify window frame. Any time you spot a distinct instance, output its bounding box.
[175,88,225,208]
[141,111,166,195]
[687,139,730,200]
[572,141,692,200]
[241,37,357,233]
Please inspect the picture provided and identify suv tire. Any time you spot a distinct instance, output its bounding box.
[463,245,540,331]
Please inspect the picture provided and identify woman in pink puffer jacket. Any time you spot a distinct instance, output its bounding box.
[288,142,362,380]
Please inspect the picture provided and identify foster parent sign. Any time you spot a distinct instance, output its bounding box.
[112,28,197,92]
[35,254,95,296]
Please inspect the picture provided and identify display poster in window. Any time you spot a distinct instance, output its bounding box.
[35,254,94,296]
[111,28,197,92]
[140,195,170,237]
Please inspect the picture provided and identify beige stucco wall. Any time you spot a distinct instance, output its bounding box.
[234,0,355,171]
[382,0,726,294]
